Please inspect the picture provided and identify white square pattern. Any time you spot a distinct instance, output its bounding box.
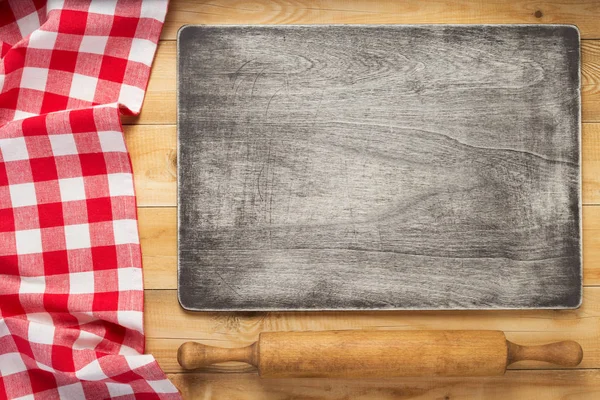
[125,354,153,370]
[117,310,143,332]
[49,134,78,156]
[106,383,134,397]
[21,67,49,91]
[0,353,27,376]
[73,330,103,350]
[148,380,179,393]
[16,229,43,255]
[28,321,55,345]
[69,74,98,102]
[19,275,46,294]
[140,0,167,20]
[118,344,139,356]
[88,0,118,15]
[58,177,86,202]
[13,110,37,121]
[26,312,54,325]
[58,383,86,399]
[79,35,109,55]
[108,173,134,197]
[113,219,139,245]
[28,30,58,50]
[98,131,126,153]
[128,39,156,66]
[64,224,91,250]
[69,271,94,294]
[0,137,30,161]
[118,84,145,112]
[117,267,142,292]
[16,12,40,37]
[13,395,35,400]
[0,320,9,338]
[9,182,37,207]
[46,0,65,12]
[75,359,108,381]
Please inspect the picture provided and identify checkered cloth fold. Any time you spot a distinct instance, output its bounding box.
[0,1,180,398]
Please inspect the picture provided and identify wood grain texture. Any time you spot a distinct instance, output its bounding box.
[143,287,600,373]
[140,205,600,290]
[177,25,581,310]
[582,40,600,121]
[124,124,176,206]
[162,0,600,39]
[582,123,600,203]
[138,207,177,289]
[167,369,600,400]
[126,123,600,207]
[134,1,600,397]
[123,40,600,125]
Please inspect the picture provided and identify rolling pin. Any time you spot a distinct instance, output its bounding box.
[177,330,583,378]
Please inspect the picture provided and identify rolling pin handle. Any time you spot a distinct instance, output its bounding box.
[178,341,258,370]
[506,340,583,367]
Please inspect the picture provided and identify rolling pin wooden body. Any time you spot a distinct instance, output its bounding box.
[178,330,583,378]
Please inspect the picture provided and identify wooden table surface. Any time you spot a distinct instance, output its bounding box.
[125,1,600,398]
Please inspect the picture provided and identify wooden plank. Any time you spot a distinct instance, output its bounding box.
[125,123,600,206]
[583,206,600,285]
[124,124,176,207]
[143,2,600,395]
[122,40,600,125]
[166,369,600,400]
[126,123,600,208]
[145,285,599,342]
[176,25,581,310]
[138,207,177,289]
[143,287,600,372]
[582,40,600,122]
[583,123,600,204]
[161,0,600,40]
[138,204,600,291]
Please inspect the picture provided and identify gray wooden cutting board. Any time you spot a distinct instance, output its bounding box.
[177,25,581,311]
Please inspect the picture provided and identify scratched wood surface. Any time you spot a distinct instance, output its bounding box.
[176,24,581,311]
[132,0,600,398]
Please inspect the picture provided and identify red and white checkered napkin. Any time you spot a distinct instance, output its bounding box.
[0,1,180,398]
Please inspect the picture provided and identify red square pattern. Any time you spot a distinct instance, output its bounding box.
[38,202,64,228]
[0,1,179,398]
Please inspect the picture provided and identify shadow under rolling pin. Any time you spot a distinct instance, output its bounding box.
[178,330,583,378]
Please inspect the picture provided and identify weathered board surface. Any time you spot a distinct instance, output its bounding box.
[177,25,581,311]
